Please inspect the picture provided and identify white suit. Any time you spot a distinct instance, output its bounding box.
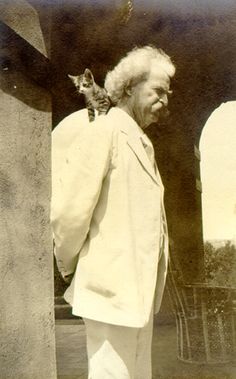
[51,107,169,328]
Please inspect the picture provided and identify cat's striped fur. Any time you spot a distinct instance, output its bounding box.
[68,68,111,122]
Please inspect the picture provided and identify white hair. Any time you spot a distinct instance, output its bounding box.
[104,46,176,105]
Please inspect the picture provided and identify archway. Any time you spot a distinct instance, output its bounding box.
[200,101,236,245]
[200,101,236,287]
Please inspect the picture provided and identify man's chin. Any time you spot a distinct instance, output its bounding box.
[150,113,159,122]
[144,115,159,128]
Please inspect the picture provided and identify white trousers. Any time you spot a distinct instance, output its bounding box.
[83,309,154,379]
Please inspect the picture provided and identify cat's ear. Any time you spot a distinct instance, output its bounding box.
[84,68,94,81]
[68,74,78,84]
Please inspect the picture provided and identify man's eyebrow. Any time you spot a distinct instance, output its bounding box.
[153,87,173,95]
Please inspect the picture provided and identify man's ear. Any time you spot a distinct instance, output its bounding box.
[124,85,132,96]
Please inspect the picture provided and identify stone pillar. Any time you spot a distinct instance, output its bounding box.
[0,2,57,378]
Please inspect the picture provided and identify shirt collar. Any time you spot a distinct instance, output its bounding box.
[108,107,145,137]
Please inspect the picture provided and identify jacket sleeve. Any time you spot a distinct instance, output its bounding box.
[50,114,113,278]
[154,202,169,314]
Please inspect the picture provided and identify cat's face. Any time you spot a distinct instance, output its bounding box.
[68,69,94,95]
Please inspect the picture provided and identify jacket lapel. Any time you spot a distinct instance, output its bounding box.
[126,133,160,185]
[109,107,163,186]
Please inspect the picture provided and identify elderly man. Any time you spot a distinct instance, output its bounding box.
[51,46,175,379]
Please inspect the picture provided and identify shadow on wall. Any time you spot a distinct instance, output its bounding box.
[0,20,51,112]
[0,61,51,112]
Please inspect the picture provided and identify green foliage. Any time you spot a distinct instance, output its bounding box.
[204,241,236,287]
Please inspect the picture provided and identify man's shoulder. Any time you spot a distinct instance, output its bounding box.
[54,107,129,131]
[56,108,119,130]
[53,109,89,133]
[52,107,128,152]
[57,110,118,150]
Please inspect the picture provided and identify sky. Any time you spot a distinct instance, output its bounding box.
[200,101,236,242]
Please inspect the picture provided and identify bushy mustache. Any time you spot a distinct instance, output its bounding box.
[159,107,170,119]
[154,106,170,121]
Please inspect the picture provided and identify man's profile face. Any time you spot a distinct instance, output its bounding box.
[131,64,172,128]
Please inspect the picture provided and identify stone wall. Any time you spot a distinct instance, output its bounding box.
[0,2,57,378]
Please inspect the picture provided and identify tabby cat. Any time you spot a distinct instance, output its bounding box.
[68,68,111,122]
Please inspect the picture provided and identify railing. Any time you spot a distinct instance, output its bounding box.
[167,263,236,364]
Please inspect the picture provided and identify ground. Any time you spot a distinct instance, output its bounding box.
[55,318,236,379]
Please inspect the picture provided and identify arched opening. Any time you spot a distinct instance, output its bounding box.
[200,101,236,286]
[200,101,236,244]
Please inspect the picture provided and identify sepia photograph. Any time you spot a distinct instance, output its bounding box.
[0,1,236,378]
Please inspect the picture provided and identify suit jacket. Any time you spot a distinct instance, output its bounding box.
[51,107,169,327]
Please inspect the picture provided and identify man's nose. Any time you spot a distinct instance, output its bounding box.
[159,94,168,106]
